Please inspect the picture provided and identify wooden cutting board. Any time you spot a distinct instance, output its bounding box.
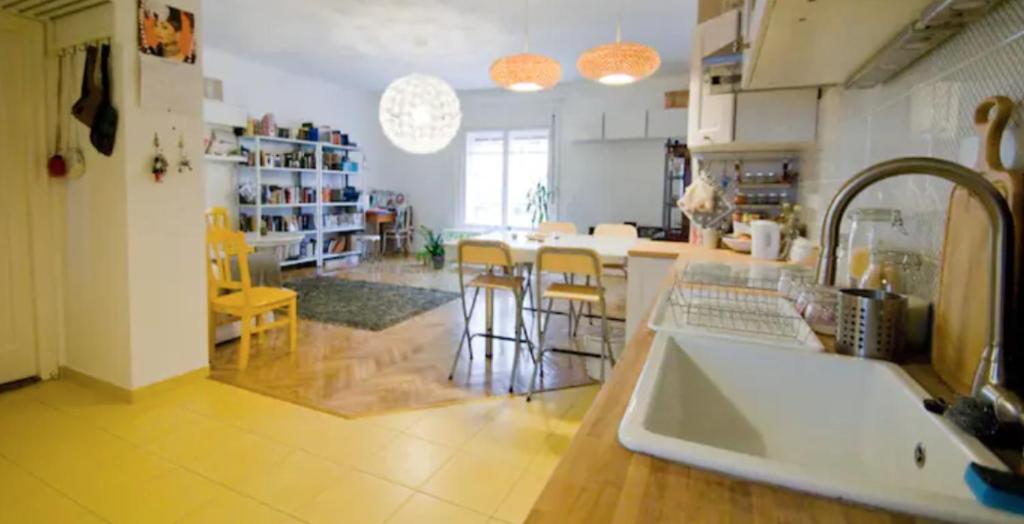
[933,96,1023,395]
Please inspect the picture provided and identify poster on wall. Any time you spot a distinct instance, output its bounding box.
[137,0,202,115]
[138,0,197,64]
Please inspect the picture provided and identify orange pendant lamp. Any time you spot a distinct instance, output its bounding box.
[578,15,661,86]
[490,0,562,92]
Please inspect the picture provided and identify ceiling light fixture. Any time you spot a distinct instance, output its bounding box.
[577,5,661,86]
[489,0,561,92]
[379,74,462,154]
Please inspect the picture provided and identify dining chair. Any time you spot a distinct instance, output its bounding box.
[206,228,298,369]
[537,221,577,235]
[582,223,638,325]
[383,205,414,255]
[205,206,231,231]
[449,239,535,393]
[527,246,615,401]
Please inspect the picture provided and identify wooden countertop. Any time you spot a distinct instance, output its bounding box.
[526,257,932,524]
[628,240,759,262]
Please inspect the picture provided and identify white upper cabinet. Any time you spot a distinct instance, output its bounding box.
[687,12,737,146]
[563,110,604,142]
[688,9,818,146]
[742,0,930,90]
[647,108,688,139]
[604,109,647,140]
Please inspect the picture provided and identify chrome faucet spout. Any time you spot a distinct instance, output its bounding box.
[816,157,1017,416]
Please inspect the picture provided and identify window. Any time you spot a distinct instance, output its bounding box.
[463,129,550,228]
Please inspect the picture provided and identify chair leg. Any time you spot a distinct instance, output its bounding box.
[207,308,216,361]
[600,298,615,381]
[585,275,594,326]
[289,299,298,354]
[509,292,524,394]
[527,298,553,402]
[449,287,480,380]
[255,314,265,345]
[239,314,252,370]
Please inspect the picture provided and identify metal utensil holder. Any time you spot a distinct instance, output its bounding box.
[837,288,907,360]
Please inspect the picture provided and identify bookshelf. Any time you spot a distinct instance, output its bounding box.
[234,135,364,269]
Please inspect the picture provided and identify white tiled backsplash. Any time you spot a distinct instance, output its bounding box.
[799,0,1024,302]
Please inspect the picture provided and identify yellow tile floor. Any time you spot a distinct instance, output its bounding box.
[0,377,597,524]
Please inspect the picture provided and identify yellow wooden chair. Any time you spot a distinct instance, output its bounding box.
[593,223,638,278]
[527,246,615,401]
[205,206,231,231]
[537,221,577,235]
[206,228,297,369]
[448,239,535,393]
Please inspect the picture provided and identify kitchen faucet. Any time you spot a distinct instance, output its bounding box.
[816,157,1023,425]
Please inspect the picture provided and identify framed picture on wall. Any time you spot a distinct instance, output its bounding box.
[138,0,198,64]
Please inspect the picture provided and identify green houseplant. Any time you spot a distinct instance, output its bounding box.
[526,182,550,228]
[417,226,446,270]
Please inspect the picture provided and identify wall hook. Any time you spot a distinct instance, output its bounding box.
[151,132,168,183]
[177,133,193,173]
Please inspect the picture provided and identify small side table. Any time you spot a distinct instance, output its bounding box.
[364,210,396,256]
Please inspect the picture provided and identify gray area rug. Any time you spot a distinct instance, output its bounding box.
[285,277,459,331]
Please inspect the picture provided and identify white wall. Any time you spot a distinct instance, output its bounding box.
[201,47,385,218]
[115,0,209,388]
[799,0,1024,301]
[376,74,688,239]
[52,4,133,388]
[53,0,209,389]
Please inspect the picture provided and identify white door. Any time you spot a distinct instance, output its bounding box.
[0,14,41,383]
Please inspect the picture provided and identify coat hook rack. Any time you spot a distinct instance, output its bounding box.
[53,36,111,57]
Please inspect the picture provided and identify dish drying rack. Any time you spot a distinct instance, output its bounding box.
[652,262,822,350]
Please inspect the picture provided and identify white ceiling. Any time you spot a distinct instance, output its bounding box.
[202,0,696,91]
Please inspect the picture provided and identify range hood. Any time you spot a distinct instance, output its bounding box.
[846,0,1004,88]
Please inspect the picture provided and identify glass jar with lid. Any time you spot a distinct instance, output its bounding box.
[846,208,907,287]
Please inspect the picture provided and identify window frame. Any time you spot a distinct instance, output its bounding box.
[459,126,554,230]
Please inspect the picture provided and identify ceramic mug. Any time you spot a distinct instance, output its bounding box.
[751,220,781,260]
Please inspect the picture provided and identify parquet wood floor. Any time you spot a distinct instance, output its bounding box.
[210,257,625,418]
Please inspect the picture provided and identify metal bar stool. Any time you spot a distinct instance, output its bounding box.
[448,239,535,393]
[527,246,616,401]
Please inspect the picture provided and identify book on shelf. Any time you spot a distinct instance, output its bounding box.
[261,185,317,205]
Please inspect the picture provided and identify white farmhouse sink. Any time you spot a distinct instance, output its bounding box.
[619,333,1022,524]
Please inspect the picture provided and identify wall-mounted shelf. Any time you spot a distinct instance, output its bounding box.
[205,154,247,163]
[738,182,794,190]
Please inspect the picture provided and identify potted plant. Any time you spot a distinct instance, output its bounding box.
[417,226,446,270]
[526,182,550,228]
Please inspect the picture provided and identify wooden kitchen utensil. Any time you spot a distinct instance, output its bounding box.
[932,96,1023,395]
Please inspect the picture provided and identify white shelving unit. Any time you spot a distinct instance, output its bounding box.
[234,135,364,269]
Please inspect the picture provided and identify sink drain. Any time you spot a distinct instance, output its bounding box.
[914,443,926,468]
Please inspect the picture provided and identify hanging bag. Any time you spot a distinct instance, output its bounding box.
[71,45,102,128]
[89,44,118,157]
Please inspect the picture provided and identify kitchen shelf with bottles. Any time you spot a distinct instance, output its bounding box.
[695,147,803,228]
[234,135,364,269]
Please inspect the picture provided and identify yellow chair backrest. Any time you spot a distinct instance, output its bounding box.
[458,239,514,274]
[206,206,231,231]
[593,223,638,239]
[537,246,602,280]
[206,228,253,301]
[538,221,577,235]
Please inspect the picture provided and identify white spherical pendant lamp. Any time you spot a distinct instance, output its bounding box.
[379,74,462,154]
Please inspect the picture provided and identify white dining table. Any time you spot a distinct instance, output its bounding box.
[444,231,638,266]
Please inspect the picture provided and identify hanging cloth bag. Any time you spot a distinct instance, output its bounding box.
[89,44,118,157]
[72,45,102,128]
